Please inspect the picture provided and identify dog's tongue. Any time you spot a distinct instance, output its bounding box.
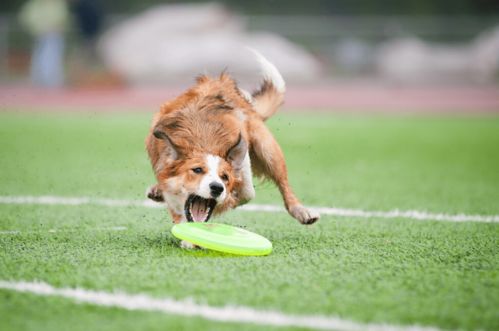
[191,198,208,222]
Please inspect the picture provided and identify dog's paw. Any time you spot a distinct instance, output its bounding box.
[289,205,320,225]
[146,185,164,202]
[180,240,199,249]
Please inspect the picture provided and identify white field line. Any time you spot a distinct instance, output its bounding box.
[0,280,440,331]
[0,195,498,223]
[0,226,127,235]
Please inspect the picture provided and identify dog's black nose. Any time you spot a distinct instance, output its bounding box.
[209,182,224,198]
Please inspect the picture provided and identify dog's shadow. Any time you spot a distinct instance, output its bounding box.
[147,232,248,258]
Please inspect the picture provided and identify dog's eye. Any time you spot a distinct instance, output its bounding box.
[192,167,204,174]
[221,173,229,181]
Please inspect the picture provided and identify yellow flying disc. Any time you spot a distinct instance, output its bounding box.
[171,223,272,256]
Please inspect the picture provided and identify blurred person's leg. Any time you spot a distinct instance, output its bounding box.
[31,33,65,88]
[80,37,99,68]
[30,36,44,86]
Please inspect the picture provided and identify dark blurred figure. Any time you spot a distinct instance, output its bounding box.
[69,0,103,69]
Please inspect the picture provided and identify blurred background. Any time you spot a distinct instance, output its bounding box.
[0,0,498,111]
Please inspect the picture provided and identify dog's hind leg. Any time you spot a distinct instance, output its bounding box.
[248,120,320,224]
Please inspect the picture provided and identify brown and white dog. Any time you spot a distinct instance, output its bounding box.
[145,50,319,247]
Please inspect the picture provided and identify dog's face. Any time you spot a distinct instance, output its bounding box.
[153,123,247,223]
[162,152,241,222]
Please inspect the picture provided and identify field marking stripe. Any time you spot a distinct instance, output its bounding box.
[0,280,440,331]
[0,195,498,223]
[0,226,127,235]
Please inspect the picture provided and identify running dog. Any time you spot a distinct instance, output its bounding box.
[145,50,319,247]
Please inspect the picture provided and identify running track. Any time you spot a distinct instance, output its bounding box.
[1,84,498,112]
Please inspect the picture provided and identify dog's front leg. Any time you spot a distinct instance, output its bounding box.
[146,184,165,202]
[169,209,204,249]
[249,120,320,225]
[147,184,199,249]
[167,210,199,249]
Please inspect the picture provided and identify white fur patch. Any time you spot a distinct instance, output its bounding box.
[234,109,247,122]
[239,89,253,104]
[238,152,255,203]
[247,47,286,93]
[180,240,197,249]
[197,155,226,202]
[163,178,187,218]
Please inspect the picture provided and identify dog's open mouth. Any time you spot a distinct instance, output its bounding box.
[184,195,217,222]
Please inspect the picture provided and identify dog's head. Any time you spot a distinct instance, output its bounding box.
[150,75,250,222]
[154,132,246,222]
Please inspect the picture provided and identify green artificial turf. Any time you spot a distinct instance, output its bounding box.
[0,111,498,331]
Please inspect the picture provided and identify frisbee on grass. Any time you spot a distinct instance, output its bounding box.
[171,223,272,256]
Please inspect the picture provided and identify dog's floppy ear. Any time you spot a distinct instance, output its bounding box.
[227,133,247,170]
[153,124,179,160]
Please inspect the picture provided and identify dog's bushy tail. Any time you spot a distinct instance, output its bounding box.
[248,48,286,121]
